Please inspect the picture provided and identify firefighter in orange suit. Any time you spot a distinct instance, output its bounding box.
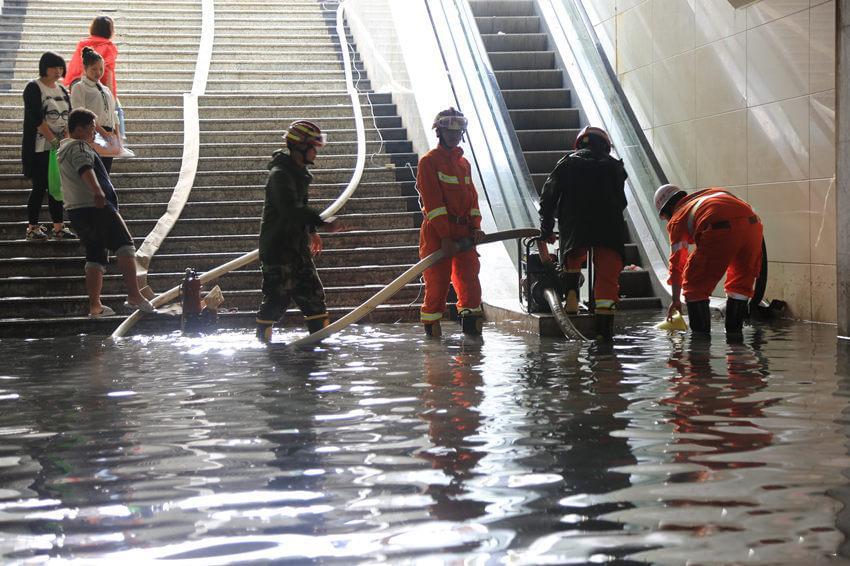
[417,108,485,337]
[655,184,763,337]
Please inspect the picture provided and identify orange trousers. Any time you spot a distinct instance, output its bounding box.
[421,249,481,322]
[683,219,762,302]
[563,246,622,310]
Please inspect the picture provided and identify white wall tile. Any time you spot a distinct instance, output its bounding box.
[746,9,810,105]
[617,0,647,12]
[749,181,811,263]
[811,264,837,322]
[582,0,615,25]
[609,0,834,322]
[621,65,654,129]
[810,91,835,180]
[616,2,654,73]
[810,1,835,93]
[748,96,810,184]
[747,0,810,27]
[651,0,696,59]
[810,178,836,265]
[696,0,747,45]
[764,261,812,319]
[695,110,748,187]
[695,32,747,117]
[652,51,695,125]
[654,121,697,189]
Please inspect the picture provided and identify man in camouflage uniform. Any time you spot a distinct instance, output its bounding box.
[255,120,344,343]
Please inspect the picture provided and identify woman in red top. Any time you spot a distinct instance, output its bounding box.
[64,16,126,141]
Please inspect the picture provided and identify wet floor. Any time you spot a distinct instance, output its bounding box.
[0,314,848,564]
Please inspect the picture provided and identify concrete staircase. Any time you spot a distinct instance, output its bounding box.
[0,0,423,336]
[470,0,661,311]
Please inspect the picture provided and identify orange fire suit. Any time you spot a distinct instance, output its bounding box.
[667,188,763,302]
[417,145,482,322]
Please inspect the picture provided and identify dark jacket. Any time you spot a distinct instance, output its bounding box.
[258,150,325,265]
[538,148,629,259]
[21,80,70,178]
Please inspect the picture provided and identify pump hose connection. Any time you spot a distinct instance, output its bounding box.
[535,239,587,341]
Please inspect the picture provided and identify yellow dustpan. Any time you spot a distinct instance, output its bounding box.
[655,311,688,332]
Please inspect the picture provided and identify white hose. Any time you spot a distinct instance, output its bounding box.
[111,0,366,339]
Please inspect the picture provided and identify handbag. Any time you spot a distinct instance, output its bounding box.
[47,148,63,202]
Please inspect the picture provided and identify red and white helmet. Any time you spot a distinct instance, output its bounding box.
[654,183,684,215]
[574,125,611,150]
[285,120,327,147]
[432,107,468,132]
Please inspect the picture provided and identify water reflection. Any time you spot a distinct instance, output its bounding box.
[662,332,777,474]
[419,340,486,521]
[0,318,846,563]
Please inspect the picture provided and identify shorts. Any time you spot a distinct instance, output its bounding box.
[68,205,134,266]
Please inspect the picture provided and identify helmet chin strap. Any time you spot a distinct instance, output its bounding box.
[291,144,315,165]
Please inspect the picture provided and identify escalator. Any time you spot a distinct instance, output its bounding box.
[469,0,663,311]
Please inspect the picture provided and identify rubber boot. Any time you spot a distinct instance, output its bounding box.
[686,300,711,335]
[725,298,749,337]
[424,321,442,338]
[256,322,273,344]
[460,313,483,336]
[306,317,329,334]
[560,270,582,314]
[594,309,615,342]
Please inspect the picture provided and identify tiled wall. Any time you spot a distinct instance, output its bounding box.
[583,0,836,322]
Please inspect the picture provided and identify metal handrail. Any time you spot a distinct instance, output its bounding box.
[112,0,368,339]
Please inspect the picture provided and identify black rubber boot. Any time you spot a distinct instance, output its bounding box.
[460,314,483,336]
[559,270,582,314]
[256,323,273,344]
[306,317,329,334]
[424,321,442,338]
[686,300,711,334]
[594,310,615,342]
[725,298,749,336]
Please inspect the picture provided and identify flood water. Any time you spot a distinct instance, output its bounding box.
[0,314,849,564]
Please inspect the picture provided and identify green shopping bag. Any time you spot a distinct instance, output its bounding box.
[47,148,63,202]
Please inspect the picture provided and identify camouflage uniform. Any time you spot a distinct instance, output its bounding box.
[256,150,328,326]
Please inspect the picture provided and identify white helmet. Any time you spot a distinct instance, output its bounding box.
[654,184,684,215]
[432,107,468,132]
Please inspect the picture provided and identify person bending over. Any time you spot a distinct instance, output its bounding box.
[654,184,763,337]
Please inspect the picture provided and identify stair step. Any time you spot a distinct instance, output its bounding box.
[0,264,417,298]
[0,283,424,319]
[0,228,421,257]
[0,245,419,277]
[509,108,578,129]
[487,51,554,70]
[469,0,535,17]
[502,88,571,109]
[0,303,422,338]
[494,69,563,90]
[482,33,548,52]
[617,297,663,310]
[474,15,540,34]
[515,128,578,151]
